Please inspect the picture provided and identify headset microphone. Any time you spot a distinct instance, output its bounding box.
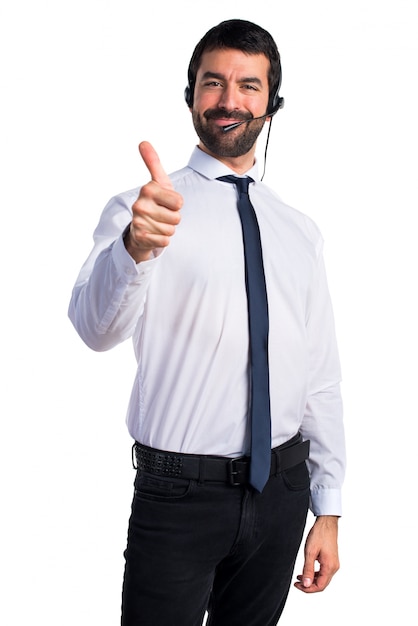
[221,91,285,132]
[222,112,273,133]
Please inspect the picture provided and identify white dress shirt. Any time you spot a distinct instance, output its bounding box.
[69,146,346,516]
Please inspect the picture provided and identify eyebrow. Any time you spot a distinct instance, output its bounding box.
[200,71,263,87]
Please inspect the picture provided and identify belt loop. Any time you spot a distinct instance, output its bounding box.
[131,443,138,470]
[198,456,206,484]
[271,448,279,477]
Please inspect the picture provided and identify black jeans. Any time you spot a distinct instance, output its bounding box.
[121,460,309,626]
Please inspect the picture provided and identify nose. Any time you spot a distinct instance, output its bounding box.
[217,84,241,111]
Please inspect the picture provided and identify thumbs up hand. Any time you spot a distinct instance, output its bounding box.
[124,142,183,262]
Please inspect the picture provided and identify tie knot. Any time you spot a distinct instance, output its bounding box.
[217,175,254,195]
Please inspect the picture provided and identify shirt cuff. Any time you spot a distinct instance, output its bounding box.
[112,230,164,281]
[310,488,342,517]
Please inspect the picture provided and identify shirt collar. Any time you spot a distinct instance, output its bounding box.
[187,146,260,182]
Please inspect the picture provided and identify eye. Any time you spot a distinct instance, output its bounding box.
[242,84,259,92]
[204,81,222,88]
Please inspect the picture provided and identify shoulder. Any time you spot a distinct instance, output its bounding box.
[169,165,201,190]
[102,187,139,215]
[257,183,323,248]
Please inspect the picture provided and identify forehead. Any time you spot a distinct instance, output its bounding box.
[196,48,270,83]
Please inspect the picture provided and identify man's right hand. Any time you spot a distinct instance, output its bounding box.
[124,141,183,262]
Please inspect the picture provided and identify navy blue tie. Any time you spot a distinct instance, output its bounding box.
[217,175,272,492]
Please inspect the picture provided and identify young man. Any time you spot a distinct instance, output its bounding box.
[69,19,345,626]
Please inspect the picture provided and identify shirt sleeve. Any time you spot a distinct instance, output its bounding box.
[300,226,346,517]
[68,190,162,352]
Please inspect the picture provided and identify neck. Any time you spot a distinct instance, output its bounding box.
[197,142,256,175]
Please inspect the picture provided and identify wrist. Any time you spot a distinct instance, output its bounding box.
[123,227,153,263]
[315,515,339,526]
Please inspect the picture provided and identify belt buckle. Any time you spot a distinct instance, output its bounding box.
[228,456,248,486]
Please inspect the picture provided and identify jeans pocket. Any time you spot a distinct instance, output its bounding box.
[281,461,310,491]
[134,472,195,501]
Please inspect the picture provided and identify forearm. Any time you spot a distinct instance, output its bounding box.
[303,250,346,515]
[69,235,154,351]
[301,382,346,516]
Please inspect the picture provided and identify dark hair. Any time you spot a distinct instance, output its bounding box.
[185,19,282,109]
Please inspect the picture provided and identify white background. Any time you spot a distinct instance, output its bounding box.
[1,0,417,623]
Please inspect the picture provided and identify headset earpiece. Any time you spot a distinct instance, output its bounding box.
[268,67,284,116]
[269,92,285,116]
[184,85,193,108]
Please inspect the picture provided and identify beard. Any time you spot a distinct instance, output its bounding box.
[192,108,266,158]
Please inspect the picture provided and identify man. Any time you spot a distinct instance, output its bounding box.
[69,19,345,626]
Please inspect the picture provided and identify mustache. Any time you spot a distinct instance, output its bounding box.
[204,109,253,123]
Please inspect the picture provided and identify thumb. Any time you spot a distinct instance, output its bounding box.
[302,556,315,588]
[139,141,173,190]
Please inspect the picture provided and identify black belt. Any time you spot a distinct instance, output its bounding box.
[133,433,310,486]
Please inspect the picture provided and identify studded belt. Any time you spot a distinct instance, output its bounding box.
[132,433,310,486]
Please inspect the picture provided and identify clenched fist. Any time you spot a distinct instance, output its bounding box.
[124,141,183,262]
